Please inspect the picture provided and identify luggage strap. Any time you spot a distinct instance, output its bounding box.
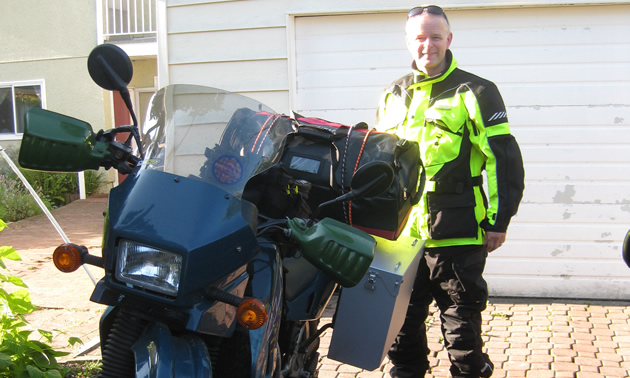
[251,114,281,154]
[346,128,374,226]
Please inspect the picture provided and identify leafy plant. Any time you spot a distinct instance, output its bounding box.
[0,219,79,377]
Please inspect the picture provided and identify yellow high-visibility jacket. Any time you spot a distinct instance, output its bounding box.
[376,51,525,248]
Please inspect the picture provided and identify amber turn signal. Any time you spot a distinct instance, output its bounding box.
[53,244,83,273]
[236,298,268,330]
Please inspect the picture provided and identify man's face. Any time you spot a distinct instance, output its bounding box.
[405,13,452,76]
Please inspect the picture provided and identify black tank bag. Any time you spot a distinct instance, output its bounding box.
[281,114,424,240]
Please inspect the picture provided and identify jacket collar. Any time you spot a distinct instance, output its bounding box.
[409,50,457,88]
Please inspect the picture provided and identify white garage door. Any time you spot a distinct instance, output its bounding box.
[293,5,630,299]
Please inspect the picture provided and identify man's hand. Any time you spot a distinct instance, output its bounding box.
[485,231,506,253]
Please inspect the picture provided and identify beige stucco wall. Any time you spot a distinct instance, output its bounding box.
[0,0,104,152]
[1,1,158,191]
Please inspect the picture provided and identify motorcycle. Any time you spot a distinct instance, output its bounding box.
[18,44,397,377]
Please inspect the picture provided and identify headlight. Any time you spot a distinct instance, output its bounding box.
[116,239,182,297]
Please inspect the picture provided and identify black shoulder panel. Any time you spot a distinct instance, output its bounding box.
[432,68,509,128]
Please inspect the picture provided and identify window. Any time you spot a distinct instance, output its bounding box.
[0,82,44,138]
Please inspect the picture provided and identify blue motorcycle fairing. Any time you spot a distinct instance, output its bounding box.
[247,242,283,377]
[188,266,249,337]
[131,321,212,378]
[99,169,259,308]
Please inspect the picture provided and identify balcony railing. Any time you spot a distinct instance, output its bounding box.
[102,0,157,41]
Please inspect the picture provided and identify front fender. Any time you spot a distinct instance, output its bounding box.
[131,322,212,378]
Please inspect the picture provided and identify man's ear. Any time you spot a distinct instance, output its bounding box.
[446,32,453,49]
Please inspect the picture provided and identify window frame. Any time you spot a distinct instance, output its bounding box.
[0,80,46,141]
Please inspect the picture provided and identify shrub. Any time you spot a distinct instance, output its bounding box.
[17,169,107,209]
[0,168,108,223]
[0,175,45,222]
[18,170,76,209]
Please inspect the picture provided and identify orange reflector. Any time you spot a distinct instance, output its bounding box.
[53,244,83,273]
[236,298,268,330]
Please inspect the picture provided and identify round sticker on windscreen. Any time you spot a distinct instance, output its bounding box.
[213,155,243,185]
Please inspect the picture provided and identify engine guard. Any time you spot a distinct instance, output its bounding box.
[131,322,212,378]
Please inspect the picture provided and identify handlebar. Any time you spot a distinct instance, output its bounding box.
[95,126,142,174]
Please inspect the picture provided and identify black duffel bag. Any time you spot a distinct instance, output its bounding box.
[280,114,424,240]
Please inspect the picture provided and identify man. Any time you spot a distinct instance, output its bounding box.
[375,5,525,378]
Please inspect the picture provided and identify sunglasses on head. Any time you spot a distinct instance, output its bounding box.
[407,5,449,24]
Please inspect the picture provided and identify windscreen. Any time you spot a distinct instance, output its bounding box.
[139,85,294,197]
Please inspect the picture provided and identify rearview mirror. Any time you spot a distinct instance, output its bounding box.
[349,161,395,200]
[19,108,110,172]
[310,161,395,223]
[87,44,133,91]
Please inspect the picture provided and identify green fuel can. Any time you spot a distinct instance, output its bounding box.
[287,217,376,288]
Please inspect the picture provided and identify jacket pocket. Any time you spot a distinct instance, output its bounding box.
[427,190,477,240]
[422,102,467,168]
[424,99,467,135]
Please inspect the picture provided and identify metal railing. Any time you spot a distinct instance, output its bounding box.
[102,0,157,40]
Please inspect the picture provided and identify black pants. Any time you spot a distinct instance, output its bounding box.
[388,244,490,377]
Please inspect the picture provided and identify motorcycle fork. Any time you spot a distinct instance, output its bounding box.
[99,308,149,377]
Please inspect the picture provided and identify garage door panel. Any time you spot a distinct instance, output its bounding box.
[513,126,630,145]
[451,5,629,30]
[502,83,630,107]
[293,5,630,299]
[523,183,630,205]
[297,32,405,53]
[508,107,630,128]
[516,203,630,223]
[508,222,628,242]
[521,145,627,163]
[493,241,621,260]
[523,163,630,182]
[486,258,629,278]
[461,59,630,85]
[459,45,630,67]
[453,24,630,49]
[297,85,629,112]
[486,276,629,299]
[296,12,404,34]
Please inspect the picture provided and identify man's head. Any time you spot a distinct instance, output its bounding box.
[405,5,452,77]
